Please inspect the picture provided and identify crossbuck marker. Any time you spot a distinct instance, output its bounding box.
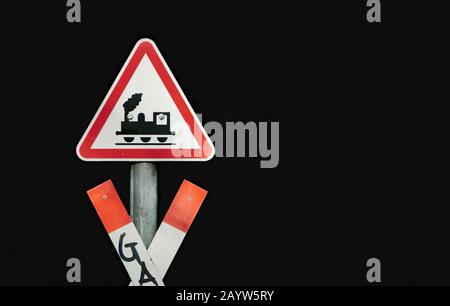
[87,180,164,286]
[129,179,207,285]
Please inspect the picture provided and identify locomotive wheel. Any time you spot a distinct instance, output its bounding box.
[124,137,134,143]
[141,137,151,142]
[157,137,168,143]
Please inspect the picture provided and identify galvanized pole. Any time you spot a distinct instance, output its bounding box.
[130,162,157,248]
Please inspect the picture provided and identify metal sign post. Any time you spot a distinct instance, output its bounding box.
[130,162,158,248]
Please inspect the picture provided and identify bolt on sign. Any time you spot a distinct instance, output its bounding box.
[77,38,215,161]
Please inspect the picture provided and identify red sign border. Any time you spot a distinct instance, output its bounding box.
[77,39,214,161]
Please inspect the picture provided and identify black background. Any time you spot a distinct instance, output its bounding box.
[0,1,449,286]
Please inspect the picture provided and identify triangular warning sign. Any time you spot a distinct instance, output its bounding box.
[77,39,215,161]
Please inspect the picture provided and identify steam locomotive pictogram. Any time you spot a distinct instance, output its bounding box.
[115,93,175,143]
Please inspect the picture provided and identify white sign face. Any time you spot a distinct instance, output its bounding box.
[77,38,215,161]
[110,223,164,286]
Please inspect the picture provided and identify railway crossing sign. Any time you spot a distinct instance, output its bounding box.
[76,38,215,161]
